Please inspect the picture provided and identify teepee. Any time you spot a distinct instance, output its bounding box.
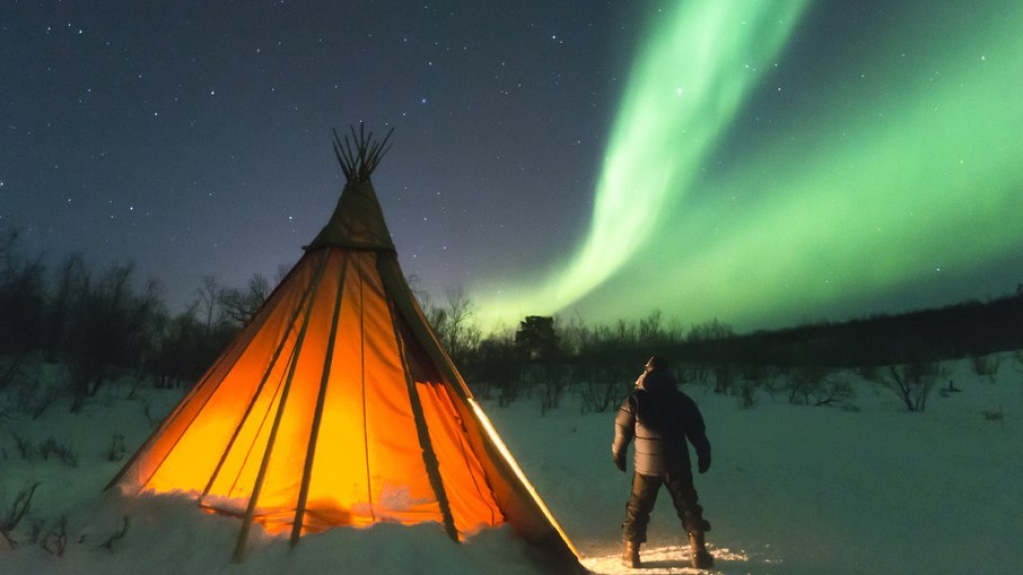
[108,126,583,572]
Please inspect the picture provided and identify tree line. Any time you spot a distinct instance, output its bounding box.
[0,229,269,412]
[3,226,1021,415]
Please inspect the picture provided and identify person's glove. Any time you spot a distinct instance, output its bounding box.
[613,452,626,473]
[698,453,711,474]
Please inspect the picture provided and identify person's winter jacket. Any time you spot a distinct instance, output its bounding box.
[612,370,711,477]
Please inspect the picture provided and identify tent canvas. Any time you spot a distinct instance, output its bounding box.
[108,127,583,573]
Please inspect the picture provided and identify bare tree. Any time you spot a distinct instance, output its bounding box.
[218,273,270,326]
[685,318,735,342]
[423,286,481,368]
[637,310,682,349]
[472,334,522,406]
[786,365,853,407]
[195,275,220,336]
[43,253,86,363]
[61,259,161,412]
[0,229,47,390]
[0,481,40,549]
[877,361,946,412]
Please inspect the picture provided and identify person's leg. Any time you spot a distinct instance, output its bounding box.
[621,473,663,567]
[622,473,663,543]
[665,470,714,568]
[664,469,708,533]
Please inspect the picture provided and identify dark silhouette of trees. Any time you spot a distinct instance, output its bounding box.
[147,274,261,390]
[218,273,270,326]
[470,334,521,405]
[513,316,565,412]
[3,220,1021,416]
[0,228,272,412]
[147,307,237,389]
[0,229,47,390]
[515,316,559,361]
[683,294,1022,370]
[424,287,482,369]
[58,258,161,412]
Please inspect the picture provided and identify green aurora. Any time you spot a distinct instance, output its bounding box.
[476,0,1022,330]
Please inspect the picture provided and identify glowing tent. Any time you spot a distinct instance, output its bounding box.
[108,127,583,572]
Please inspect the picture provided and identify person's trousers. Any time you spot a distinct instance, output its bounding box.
[622,470,707,543]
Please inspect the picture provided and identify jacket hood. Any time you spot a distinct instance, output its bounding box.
[637,370,677,394]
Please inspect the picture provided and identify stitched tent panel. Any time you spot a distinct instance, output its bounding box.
[129,253,323,497]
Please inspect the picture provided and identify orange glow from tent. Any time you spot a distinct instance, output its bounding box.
[115,251,518,540]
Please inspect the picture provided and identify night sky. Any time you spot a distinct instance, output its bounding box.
[3,1,1021,333]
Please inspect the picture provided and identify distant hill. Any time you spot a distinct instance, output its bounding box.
[679,292,1023,368]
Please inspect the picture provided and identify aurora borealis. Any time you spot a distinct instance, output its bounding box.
[475,0,1023,329]
[474,0,812,325]
[3,1,1021,333]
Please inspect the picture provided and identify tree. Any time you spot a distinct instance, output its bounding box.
[515,316,559,362]
[196,275,220,336]
[685,318,736,391]
[0,228,47,389]
[426,287,481,368]
[637,310,683,349]
[147,305,234,389]
[60,258,161,412]
[471,334,522,405]
[685,318,734,342]
[219,273,270,326]
[877,361,945,412]
[42,253,85,363]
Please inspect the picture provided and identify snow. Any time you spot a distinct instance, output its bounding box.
[2,355,1021,574]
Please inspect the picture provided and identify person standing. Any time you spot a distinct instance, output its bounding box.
[612,356,714,569]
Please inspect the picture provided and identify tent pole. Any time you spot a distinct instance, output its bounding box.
[376,255,472,401]
[290,253,348,546]
[232,252,329,563]
[378,253,579,557]
[356,259,376,523]
[382,257,459,542]
[109,244,324,493]
[203,251,326,500]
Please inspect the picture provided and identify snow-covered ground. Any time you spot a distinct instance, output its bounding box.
[1,354,1020,574]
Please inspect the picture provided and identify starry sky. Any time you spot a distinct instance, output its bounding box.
[3,1,1021,333]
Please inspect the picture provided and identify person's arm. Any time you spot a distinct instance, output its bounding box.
[612,397,636,471]
[681,396,712,473]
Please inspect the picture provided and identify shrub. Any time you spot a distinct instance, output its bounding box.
[578,379,629,414]
[96,516,130,551]
[524,363,566,416]
[11,432,34,460]
[980,406,1004,422]
[574,362,633,414]
[108,433,126,461]
[738,380,758,409]
[0,481,40,549]
[712,362,737,394]
[971,353,999,383]
[41,515,67,556]
[786,366,854,407]
[877,361,946,412]
[2,362,63,420]
[38,437,78,467]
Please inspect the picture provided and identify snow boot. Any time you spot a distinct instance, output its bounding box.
[688,531,714,569]
[622,541,641,568]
